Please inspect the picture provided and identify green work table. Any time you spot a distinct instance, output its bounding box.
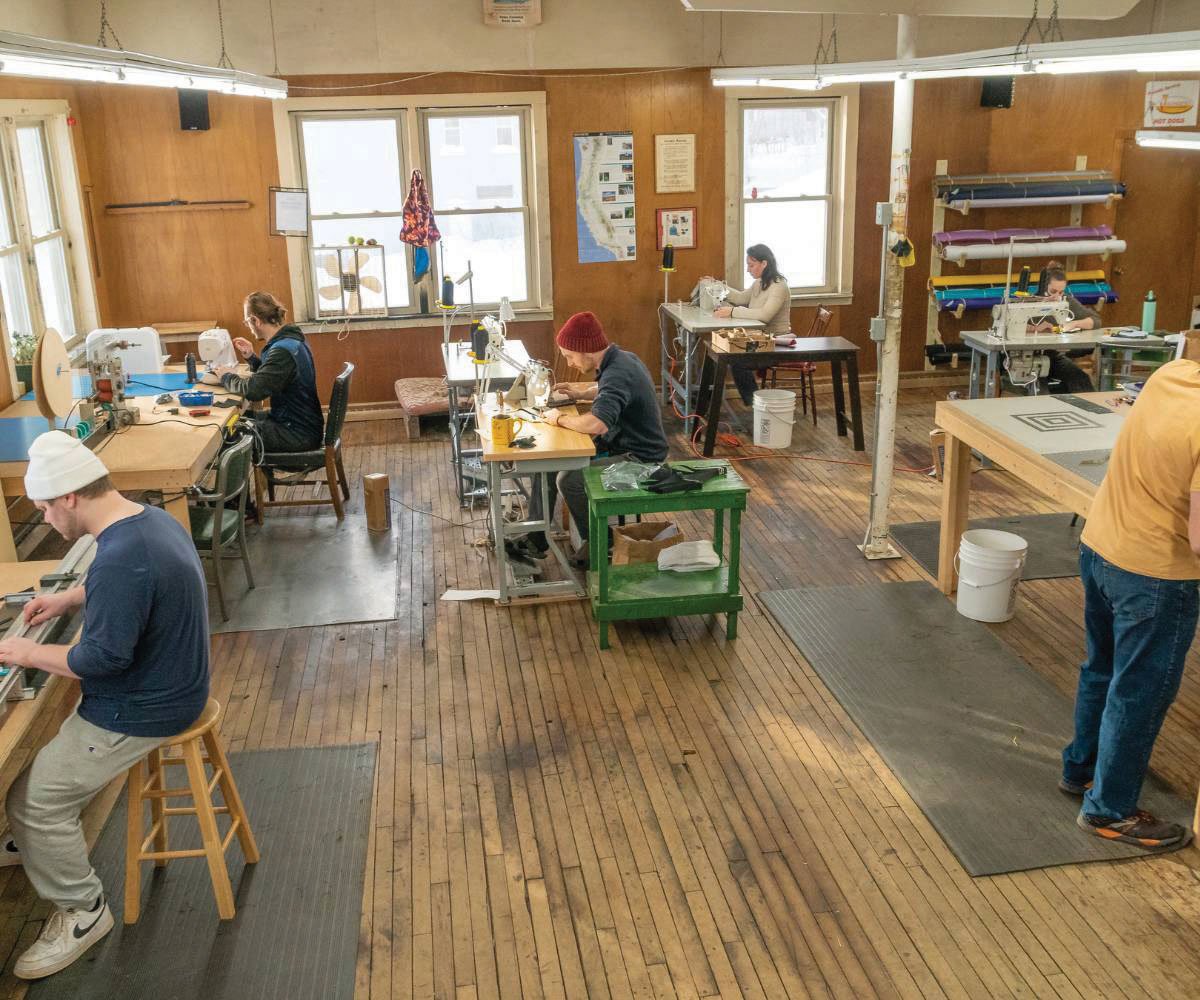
[584,460,750,649]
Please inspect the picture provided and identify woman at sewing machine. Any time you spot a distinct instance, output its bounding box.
[211,291,324,453]
[710,244,791,405]
[1029,261,1101,394]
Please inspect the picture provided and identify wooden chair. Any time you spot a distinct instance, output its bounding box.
[189,434,254,621]
[759,306,833,426]
[254,362,355,522]
[124,699,258,923]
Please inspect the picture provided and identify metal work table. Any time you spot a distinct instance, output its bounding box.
[443,339,531,508]
[476,396,595,605]
[961,328,1109,399]
[1095,333,1172,391]
[659,304,763,436]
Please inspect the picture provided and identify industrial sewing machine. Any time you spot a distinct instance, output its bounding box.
[80,329,143,435]
[987,298,1079,392]
[478,313,553,409]
[197,327,237,371]
[988,299,1077,342]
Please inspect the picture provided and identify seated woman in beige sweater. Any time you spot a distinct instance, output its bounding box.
[713,243,791,404]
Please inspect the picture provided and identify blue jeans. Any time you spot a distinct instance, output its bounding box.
[1063,545,1199,820]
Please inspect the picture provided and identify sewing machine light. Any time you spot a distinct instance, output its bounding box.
[498,297,516,324]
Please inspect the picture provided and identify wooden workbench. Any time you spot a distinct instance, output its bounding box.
[935,390,1125,594]
[0,367,238,559]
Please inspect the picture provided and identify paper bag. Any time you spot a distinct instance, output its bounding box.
[611,521,685,566]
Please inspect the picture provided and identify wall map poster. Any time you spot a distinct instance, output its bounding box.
[574,132,636,264]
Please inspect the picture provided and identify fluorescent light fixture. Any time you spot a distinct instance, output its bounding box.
[0,30,287,99]
[711,29,1200,91]
[711,77,757,87]
[1136,130,1200,150]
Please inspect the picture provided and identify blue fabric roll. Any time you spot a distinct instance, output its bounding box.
[937,180,1126,202]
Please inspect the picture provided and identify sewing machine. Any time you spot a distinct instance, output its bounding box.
[989,299,1076,341]
[197,327,237,371]
[479,314,553,409]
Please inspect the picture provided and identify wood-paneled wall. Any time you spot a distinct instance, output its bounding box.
[3,68,1196,401]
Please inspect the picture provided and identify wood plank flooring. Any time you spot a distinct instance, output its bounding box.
[4,384,1200,998]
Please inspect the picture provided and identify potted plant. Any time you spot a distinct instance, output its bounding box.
[12,332,36,391]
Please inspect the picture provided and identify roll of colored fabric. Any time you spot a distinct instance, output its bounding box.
[940,239,1126,263]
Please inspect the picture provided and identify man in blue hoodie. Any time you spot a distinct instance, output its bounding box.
[212,290,324,453]
[0,432,209,980]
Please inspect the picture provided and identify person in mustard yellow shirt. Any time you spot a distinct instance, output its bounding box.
[1061,358,1200,850]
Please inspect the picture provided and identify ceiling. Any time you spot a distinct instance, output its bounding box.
[679,0,1138,18]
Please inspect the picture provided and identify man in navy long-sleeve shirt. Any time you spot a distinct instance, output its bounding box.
[0,432,209,981]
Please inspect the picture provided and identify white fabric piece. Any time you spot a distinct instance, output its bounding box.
[940,239,1126,263]
[24,431,109,501]
[658,540,720,573]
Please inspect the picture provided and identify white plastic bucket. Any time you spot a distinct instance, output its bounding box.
[752,389,796,449]
[954,529,1028,623]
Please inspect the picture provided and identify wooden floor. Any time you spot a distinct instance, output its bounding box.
[4,383,1200,998]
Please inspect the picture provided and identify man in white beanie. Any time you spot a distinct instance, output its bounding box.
[0,431,210,979]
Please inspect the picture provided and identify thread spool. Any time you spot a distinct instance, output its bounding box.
[441,275,454,307]
[185,353,197,383]
[1016,265,1031,295]
[470,322,489,359]
[1035,268,1048,296]
[661,244,675,271]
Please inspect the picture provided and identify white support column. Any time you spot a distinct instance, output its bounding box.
[861,13,917,561]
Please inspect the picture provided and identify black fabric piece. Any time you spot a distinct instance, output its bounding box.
[28,744,376,1000]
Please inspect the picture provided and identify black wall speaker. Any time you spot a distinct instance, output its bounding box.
[980,77,1015,109]
[178,89,210,131]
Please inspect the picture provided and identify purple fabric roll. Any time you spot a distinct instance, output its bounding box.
[934,224,1114,246]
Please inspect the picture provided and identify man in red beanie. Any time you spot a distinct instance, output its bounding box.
[524,311,668,563]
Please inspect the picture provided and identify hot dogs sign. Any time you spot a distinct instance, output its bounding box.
[1145,81,1199,128]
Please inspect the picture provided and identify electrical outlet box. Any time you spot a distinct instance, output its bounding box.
[875,203,893,226]
[869,316,887,342]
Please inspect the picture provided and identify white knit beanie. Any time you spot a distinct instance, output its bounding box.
[24,431,110,501]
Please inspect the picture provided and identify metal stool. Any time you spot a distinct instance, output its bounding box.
[123,698,258,922]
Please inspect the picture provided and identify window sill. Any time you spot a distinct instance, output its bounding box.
[299,308,555,335]
[791,291,853,307]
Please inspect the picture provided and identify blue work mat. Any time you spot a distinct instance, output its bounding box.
[19,371,196,401]
[0,415,82,462]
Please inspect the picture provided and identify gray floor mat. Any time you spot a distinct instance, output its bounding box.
[29,743,376,1000]
[759,582,1191,876]
[208,512,397,633]
[891,512,1083,581]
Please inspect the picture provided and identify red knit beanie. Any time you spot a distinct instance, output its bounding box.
[555,311,609,353]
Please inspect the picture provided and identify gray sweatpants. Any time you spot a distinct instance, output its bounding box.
[6,711,165,909]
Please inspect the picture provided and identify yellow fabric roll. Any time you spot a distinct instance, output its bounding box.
[928,269,1105,291]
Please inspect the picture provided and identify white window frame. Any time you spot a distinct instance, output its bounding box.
[724,87,858,305]
[274,92,553,331]
[419,106,535,311]
[294,110,413,316]
[0,100,99,390]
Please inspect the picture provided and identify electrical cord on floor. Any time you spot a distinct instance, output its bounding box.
[389,495,489,528]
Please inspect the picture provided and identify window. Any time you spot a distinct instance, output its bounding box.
[297,114,410,311]
[424,111,531,305]
[737,98,846,296]
[0,120,79,350]
[287,98,546,320]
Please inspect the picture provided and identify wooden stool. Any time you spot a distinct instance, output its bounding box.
[123,699,259,923]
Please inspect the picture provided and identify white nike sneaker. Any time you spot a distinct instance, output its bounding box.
[14,897,114,980]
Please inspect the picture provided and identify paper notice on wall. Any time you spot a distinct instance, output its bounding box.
[655,134,695,193]
[574,132,636,264]
[483,0,542,27]
[1145,80,1199,127]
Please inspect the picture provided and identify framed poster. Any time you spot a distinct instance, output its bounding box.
[483,0,542,27]
[655,133,695,194]
[656,208,695,251]
[269,186,309,237]
[1145,80,1199,127]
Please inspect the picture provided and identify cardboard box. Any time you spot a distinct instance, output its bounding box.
[1182,329,1200,362]
[712,328,773,353]
[611,521,685,566]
